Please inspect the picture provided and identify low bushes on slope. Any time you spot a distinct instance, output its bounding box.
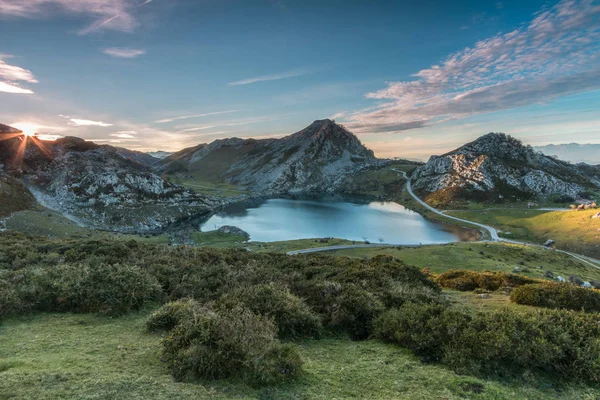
[160,303,303,385]
[435,269,538,291]
[510,282,600,312]
[0,262,162,316]
[219,283,322,339]
[374,302,600,382]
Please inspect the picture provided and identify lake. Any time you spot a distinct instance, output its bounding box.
[201,198,474,244]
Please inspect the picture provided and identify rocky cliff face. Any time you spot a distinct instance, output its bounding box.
[412,133,600,201]
[0,131,218,233]
[160,119,380,194]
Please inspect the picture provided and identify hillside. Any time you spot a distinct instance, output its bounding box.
[0,129,219,233]
[159,119,381,194]
[0,172,36,217]
[412,133,600,205]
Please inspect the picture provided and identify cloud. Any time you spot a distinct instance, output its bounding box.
[110,132,137,138]
[102,47,146,58]
[0,81,34,94]
[0,55,37,94]
[58,115,113,127]
[155,110,239,124]
[0,0,154,35]
[228,67,317,86]
[345,0,600,134]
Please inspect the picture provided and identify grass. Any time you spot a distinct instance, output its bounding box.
[246,237,359,253]
[2,310,600,400]
[326,242,600,282]
[446,209,600,258]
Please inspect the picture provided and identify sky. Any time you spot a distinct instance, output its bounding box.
[0,0,599,160]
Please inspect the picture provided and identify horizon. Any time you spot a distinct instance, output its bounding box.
[1,0,600,160]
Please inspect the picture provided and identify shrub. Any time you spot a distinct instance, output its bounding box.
[328,284,384,340]
[53,263,163,315]
[436,270,537,292]
[374,303,470,360]
[162,305,303,385]
[220,283,322,339]
[510,282,600,312]
[146,299,198,332]
[375,301,600,382]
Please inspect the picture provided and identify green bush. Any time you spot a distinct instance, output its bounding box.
[436,270,537,291]
[510,282,600,312]
[221,283,322,339]
[374,303,470,360]
[53,263,163,315]
[375,301,600,382]
[328,284,384,340]
[162,305,303,385]
[146,299,198,332]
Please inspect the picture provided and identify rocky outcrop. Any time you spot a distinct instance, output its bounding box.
[412,133,600,201]
[160,119,381,194]
[0,132,219,233]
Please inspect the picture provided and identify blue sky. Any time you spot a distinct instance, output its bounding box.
[1,0,599,160]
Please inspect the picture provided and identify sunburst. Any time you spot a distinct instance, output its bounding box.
[1,123,55,172]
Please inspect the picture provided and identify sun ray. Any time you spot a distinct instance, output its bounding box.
[29,136,54,159]
[0,133,23,142]
[11,136,28,171]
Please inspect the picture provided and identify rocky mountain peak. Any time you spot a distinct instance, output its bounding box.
[451,132,533,162]
[412,132,600,203]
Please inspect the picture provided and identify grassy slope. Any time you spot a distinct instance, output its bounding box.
[327,242,600,282]
[1,310,599,400]
[0,175,36,217]
[446,209,600,258]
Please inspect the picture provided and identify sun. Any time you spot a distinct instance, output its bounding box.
[11,122,39,137]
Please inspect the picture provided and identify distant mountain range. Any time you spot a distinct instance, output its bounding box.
[159,119,381,194]
[534,143,600,166]
[412,133,600,205]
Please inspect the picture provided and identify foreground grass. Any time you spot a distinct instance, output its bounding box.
[328,242,600,282]
[1,310,599,400]
[447,209,600,258]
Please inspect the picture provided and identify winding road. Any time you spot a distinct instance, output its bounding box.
[288,170,600,270]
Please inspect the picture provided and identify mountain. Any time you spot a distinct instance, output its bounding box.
[412,133,600,204]
[115,147,160,166]
[0,123,22,134]
[160,119,380,194]
[147,151,172,159]
[0,132,219,233]
[534,143,600,165]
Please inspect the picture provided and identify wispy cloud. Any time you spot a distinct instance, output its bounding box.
[59,115,113,127]
[0,0,154,35]
[110,132,137,138]
[155,110,239,124]
[345,0,600,134]
[0,55,37,94]
[102,47,146,58]
[227,67,317,86]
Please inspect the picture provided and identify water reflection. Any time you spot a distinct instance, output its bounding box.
[202,198,476,244]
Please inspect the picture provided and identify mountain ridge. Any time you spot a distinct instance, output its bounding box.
[159,119,381,194]
[412,132,600,204]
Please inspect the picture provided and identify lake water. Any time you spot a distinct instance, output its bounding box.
[201,198,471,244]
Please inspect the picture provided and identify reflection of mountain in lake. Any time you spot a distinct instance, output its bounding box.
[202,198,477,244]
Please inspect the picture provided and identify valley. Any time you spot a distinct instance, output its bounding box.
[2,121,600,400]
